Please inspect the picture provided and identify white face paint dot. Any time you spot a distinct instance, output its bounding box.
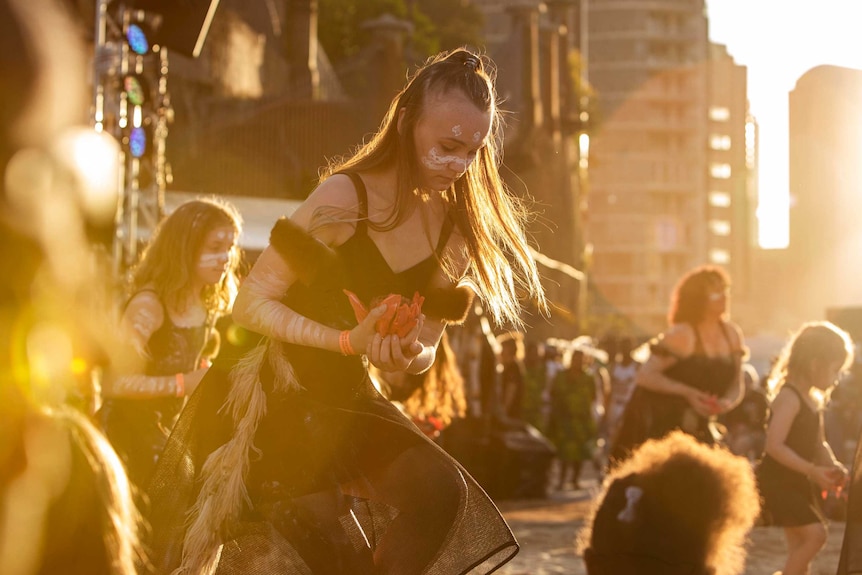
[473,131,482,143]
[452,125,462,137]
[421,146,468,172]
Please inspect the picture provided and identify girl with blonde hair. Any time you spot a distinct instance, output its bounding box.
[757,321,853,575]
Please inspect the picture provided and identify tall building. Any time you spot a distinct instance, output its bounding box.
[586,0,710,334]
[788,65,862,323]
[470,0,590,337]
[706,43,755,318]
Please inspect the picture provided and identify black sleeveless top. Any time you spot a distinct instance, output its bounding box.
[99,291,209,486]
[756,385,824,527]
[610,323,740,459]
[760,385,819,467]
[144,299,209,377]
[659,322,739,397]
[272,172,456,404]
[145,172,518,575]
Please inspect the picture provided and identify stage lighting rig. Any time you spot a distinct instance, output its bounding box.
[91,0,219,279]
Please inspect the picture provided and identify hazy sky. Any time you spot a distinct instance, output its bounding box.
[706,0,862,248]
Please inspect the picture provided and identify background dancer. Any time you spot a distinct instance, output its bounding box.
[757,321,852,575]
[610,265,746,463]
[99,198,242,488]
[146,48,547,575]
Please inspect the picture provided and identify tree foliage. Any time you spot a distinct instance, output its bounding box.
[318,0,485,68]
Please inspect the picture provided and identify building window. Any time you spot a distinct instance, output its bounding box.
[709,191,731,207]
[745,119,756,168]
[710,134,731,150]
[709,249,730,264]
[710,163,731,179]
[655,219,679,252]
[709,219,731,236]
[709,106,730,121]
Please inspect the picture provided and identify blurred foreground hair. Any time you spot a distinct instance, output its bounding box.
[577,431,759,575]
[0,392,144,575]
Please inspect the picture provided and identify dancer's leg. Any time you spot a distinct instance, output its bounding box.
[343,445,461,575]
[782,523,827,575]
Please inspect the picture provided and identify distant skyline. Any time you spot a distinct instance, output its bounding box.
[706,0,862,248]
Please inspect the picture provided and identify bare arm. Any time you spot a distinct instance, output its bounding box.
[233,176,446,374]
[105,291,208,398]
[765,389,842,489]
[815,411,846,476]
[636,325,713,416]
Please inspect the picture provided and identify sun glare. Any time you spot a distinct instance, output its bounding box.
[707,0,862,250]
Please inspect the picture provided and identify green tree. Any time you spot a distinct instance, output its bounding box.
[412,0,484,55]
[318,0,485,69]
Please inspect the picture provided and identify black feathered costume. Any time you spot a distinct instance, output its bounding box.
[145,174,518,574]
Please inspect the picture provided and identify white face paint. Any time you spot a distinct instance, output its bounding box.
[198,251,230,269]
[195,225,236,284]
[412,90,492,191]
[420,146,475,174]
[473,131,482,143]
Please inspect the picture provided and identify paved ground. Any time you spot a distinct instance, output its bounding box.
[496,472,847,575]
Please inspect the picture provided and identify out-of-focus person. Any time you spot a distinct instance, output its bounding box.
[548,349,598,490]
[497,331,527,421]
[604,336,641,451]
[577,430,760,575]
[758,321,852,575]
[0,0,144,572]
[721,362,769,463]
[373,331,467,440]
[610,265,746,464]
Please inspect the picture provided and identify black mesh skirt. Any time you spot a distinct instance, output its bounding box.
[144,343,518,575]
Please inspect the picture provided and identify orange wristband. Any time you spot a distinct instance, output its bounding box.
[339,330,355,356]
[175,372,185,398]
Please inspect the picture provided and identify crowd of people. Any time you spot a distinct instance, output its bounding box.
[6,1,862,574]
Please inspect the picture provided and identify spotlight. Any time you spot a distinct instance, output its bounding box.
[126,23,149,55]
[123,76,145,106]
[129,127,146,158]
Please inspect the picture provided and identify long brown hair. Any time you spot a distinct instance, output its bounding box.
[130,198,242,316]
[324,48,546,327]
[400,331,467,427]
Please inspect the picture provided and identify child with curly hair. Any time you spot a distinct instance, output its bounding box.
[578,430,760,575]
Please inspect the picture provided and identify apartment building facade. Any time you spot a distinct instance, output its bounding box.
[585,2,753,338]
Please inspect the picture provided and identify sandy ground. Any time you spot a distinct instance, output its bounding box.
[496,476,846,575]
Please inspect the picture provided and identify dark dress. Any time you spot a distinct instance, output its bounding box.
[99,290,207,486]
[145,174,517,575]
[838,423,862,573]
[756,385,826,527]
[610,323,739,462]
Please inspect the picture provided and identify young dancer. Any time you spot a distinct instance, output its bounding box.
[99,198,242,487]
[145,48,547,575]
[757,321,853,575]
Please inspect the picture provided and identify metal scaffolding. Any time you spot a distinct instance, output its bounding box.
[91,0,172,279]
